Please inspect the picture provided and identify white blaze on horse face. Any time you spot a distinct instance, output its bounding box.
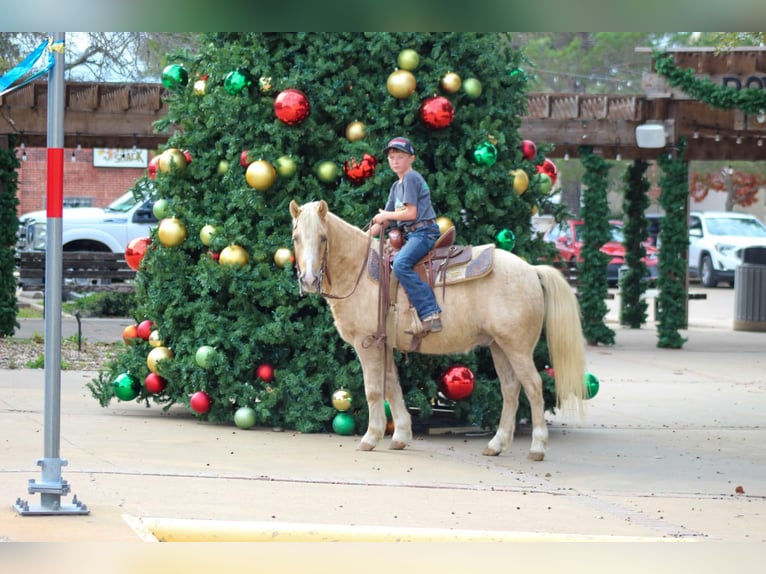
[293,202,326,293]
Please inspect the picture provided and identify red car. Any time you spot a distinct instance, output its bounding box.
[543,219,659,286]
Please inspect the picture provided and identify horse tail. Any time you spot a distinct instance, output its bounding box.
[535,265,586,414]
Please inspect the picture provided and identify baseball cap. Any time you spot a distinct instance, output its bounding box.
[383,137,415,155]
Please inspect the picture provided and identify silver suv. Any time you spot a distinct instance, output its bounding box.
[688,211,766,287]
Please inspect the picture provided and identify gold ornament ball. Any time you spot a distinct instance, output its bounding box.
[158,148,188,173]
[436,216,455,236]
[397,49,420,71]
[316,160,339,183]
[511,169,530,195]
[332,389,353,412]
[149,330,164,348]
[274,247,294,268]
[246,160,277,191]
[216,159,230,176]
[258,76,272,93]
[219,244,249,267]
[193,79,207,96]
[386,69,417,99]
[199,224,218,247]
[462,77,483,99]
[147,346,174,375]
[440,72,462,94]
[345,120,367,142]
[158,217,187,247]
[275,155,297,178]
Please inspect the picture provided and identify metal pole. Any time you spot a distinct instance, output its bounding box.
[14,32,88,516]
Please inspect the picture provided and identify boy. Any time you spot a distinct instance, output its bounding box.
[371,137,442,335]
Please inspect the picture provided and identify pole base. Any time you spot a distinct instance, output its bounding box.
[13,494,89,516]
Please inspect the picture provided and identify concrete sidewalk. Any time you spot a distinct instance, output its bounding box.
[1,287,764,544]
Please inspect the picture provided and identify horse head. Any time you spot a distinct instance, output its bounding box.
[290,199,329,294]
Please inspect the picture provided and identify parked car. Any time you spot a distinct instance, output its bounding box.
[543,219,659,286]
[688,211,766,287]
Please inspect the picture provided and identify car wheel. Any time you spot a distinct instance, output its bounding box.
[700,254,718,288]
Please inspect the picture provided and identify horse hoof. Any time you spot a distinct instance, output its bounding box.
[358,441,376,452]
[482,447,500,457]
[527,451,545,461]
[389,440,408,450]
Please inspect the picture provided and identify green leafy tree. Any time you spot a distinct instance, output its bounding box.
[89,33,562,433]
[0,135,20,337]
[620,159,650,328]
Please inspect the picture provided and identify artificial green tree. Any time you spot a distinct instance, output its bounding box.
[89,33,562,433]
[578,146,615,346]
[620,159,650,328]
[0,135,20,337]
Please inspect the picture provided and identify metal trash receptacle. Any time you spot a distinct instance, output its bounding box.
[733,246,766,332]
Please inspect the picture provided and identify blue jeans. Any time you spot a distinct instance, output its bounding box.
[392,223,442,319]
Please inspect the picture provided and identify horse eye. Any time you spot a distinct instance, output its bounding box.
[320,235,327,243]
[292,234,300,243]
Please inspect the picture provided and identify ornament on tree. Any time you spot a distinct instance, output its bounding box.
[158,148,188,174]
[436,216,454,236]
[419,96,454,129]
[273,247,294,268]
[345,120,367,142]
[332,412,355,435]
[316,160,339,183]
[219,244,249,267]
[397,49,420,71]
[386,69,416,99]
[473,141,498,166]
[510,169,529,195]
[113,373,140,401]
[585,372,600,399]
[440,71,462,94]
[199,224,218,247]
[343,154,377,185]
[246,160,277,190]
[495,229,515,251]
[256,363,275,383]
[224,69,252,95]
[147,346,174,374]
[536,158,558,186]
[533,172,553,194]
[161,64,188,90]
[152,198,170,219]
[195,345,216,369]
[137,320,154,341]
[193,78,207,96]
[190,391,211,414]
[240,150,253,168]
[217,159,230,175]
[148,330,164,348]
[508,67,527,81]
[462,77,482,99]
[234,406,257,429]
[332,389,352,412]
[275,155,297,178]
[274,88,311,125]
[125,237,151,271]
[438,364,475,401]
[521,139,537,161]
[147,155,160,180]
[144,372,167,394]
[183,150,192,164]
[122,324,139,345]
[258,76,273,93]
[158,217,187,247]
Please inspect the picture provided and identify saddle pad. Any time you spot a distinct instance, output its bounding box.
[367,244,494,285]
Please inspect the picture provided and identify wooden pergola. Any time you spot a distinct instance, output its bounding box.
[2,47,764,162]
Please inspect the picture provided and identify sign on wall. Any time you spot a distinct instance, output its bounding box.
[93,148,148,168]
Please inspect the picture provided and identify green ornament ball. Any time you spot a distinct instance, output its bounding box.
[332,412,355,436]
[113,373,140,401]
[585,372,600,399]
[234,406,257,429]
[495,228,515,251]
[384,400,392,420]
[161,64,189,90]
[473,141,498,166]
[224,69,252,95]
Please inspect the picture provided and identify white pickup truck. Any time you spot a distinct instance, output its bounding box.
[17,190,157,254]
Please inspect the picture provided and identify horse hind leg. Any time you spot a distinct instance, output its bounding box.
[509,350,548,461]
[483,343,522,456]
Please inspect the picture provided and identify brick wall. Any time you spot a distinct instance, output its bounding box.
[16,148,148,215]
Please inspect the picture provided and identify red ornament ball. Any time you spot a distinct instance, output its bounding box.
[125,237,151,271]
[240,149,252,168]
[190,391,211,414]
[136,319,154,341]
[521,139,537,161]
[145,372,167,394]
[438,364,475,401]
[147,155,160,180]
[419,96,454,129]
[256,363,275,383]
[343,153,377,185]
[536,158,558,186]
[274,88,310,125]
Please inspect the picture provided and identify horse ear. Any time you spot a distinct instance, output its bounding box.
[289,200,301,219]
[318,200,328,219]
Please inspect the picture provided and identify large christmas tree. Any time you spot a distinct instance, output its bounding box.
[89,32,564,433]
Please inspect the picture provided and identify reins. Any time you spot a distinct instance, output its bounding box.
[317,220,373,301]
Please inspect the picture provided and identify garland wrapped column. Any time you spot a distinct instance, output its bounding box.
[620,159,650,328]
[0,135,20,337]
[656,140,689,349]
[578,147,614,346]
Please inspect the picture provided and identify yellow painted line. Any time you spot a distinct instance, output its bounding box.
[136,517,693,543]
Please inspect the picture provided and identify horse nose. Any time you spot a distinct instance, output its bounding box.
[298,271,320,293]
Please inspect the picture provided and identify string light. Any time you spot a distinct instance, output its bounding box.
[714,133,721,142]
[736,136,742,144]
[758,139,764,148]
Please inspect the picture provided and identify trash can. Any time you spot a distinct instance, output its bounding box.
[733,246,766,332]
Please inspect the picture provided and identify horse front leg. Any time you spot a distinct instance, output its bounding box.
[356,346,389,452]
[484,342,521,456]
[384,361,411,450]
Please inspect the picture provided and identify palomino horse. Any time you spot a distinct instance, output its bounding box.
[289,200,586,459]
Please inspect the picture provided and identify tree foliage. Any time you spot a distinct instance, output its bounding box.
[620,160,650,328]
[0,135,20,337]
